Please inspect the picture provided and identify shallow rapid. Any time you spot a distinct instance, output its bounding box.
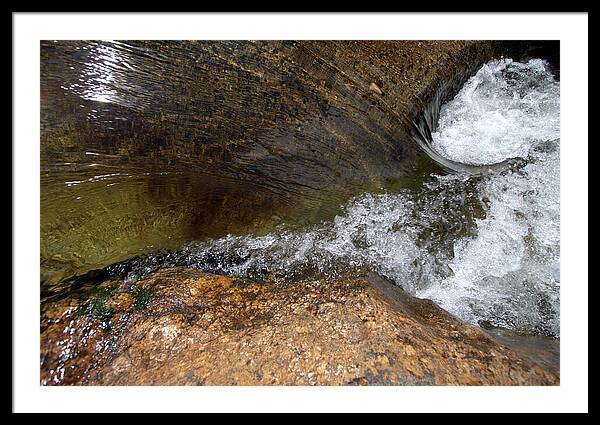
[110,58,561,337]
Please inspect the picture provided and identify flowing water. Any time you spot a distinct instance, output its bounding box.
[40,40,436,283]
[85,58,560,337]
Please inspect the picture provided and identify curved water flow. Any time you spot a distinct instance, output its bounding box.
[412,58,559,175]
[47,58,560,338]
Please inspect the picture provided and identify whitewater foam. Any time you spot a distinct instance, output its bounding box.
[122,58,561,337]
[431,58,560,166]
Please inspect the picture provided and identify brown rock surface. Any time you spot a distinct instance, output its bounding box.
[40,267,559,385]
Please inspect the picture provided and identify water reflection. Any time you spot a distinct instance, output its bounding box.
[78,42,122,103]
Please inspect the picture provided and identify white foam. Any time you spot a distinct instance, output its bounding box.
[418,146,560,334]
[142,58,560,336]
[431,58,560,165]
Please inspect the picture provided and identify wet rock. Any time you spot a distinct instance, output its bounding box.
[369,82,383,95]
[40,267,559,386]
[40,40,558,283]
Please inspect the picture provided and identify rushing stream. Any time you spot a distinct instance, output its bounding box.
[93,58,560,337]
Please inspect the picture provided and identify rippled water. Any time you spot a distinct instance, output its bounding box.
[133,60,560,336]
[40,40,433,282]
[99,58,560,337]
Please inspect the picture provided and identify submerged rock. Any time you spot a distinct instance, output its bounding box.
[40,267,558,385]
[40,40,558,284]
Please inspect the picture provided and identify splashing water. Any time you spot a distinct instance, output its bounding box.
[431,58,560,166]
[119,58,560,337]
